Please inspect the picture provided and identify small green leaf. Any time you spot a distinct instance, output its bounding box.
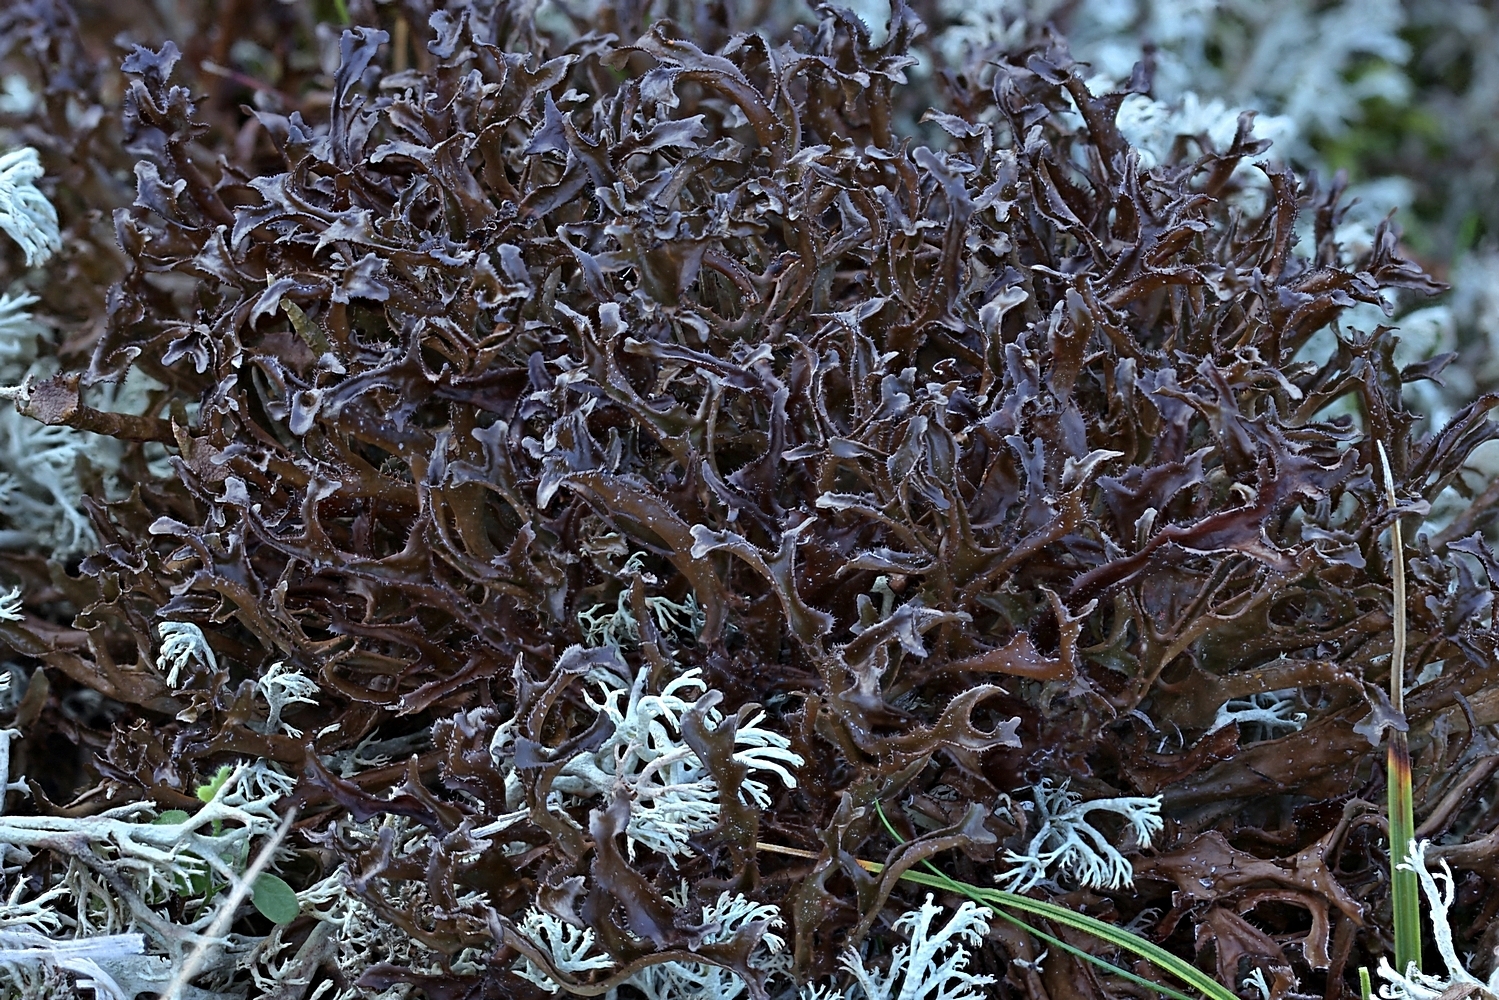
[251,873,299,923]
[196,764,234,803]
[152,809,191,826]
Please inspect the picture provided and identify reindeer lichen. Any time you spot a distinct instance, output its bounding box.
[1376,840,1499,1000]
[1207,690,1309,742]
[577,554,705,653]
[154,623,216,687]
[551,658,803,860]
[513,889,786,999]
[0,148,59,268]
[253,662,319,738]
[833,895,995,1000]
[0,587,20,623]
[996,780,1164,893]
[0,762,295,997]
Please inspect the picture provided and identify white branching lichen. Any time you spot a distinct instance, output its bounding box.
[510,909,617,994]
[0,762,296,998]
[0,763,294,926]
[836,895,995,1000]
[800,985,846,1000]
[1376,839,1499,1000]
[569,560,792,857]
[551,662,803,860]
[0,930,147,1000]
[630,890,788,1000]
[0,586,21,622]
[495,647,805,993]
[996,779,1164,893]
[0,293,39,368]
[577,553,704,653]
[0,76,37,117]
[0,295,166,555]
[512,889,786,1000]
[245,815,489,1000]
[578,591,703,652]
[0,727,25,817]
[0,409,105,555]
[0,148,61,268]
[1207,690,1308,742]
[255,662,320,737]
[1115,90,1295,172]
[155,622,217,686]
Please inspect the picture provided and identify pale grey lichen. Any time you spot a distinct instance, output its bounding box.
[0,726,25,817]
[254,661,320,737]
[833,895,995,1000]
[510,909,617,994]
[551,662,803,860]
[0,76,37,117]
[513,888,786,1000]
[245,818,489,1000]
[577,553,704,653]
[0,406,104,555]
[1115,90,1295,171]
[0,293,151,558]
[0,930,146,1000]
[0,586,21,622]
[578,590,703,653]
[629,890,788,1000]
[800,985,846,1000]
[0,762,297,999]
[568,563,799,860]
[0,148,60,268]
[1376,839,1499,1000]
[0,294,39,369]
[154,622,217,686]
[0,762,294,929]
[1207,690,1308,742]
[996,779,1164,893]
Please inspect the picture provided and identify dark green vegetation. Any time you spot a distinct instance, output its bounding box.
[3,0,1499,997]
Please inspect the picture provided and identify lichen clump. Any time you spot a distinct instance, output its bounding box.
[1,0,1498,997]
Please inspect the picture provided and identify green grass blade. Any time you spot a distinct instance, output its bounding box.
[873,803,1238,1000]
[1378,441,1422,977]
[1388,734,1420,976]
[1359,966,1372,1000]
[897,865,1235,1000]
[987,906,1204,1000]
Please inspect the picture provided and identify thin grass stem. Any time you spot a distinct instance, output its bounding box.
[1379,440,1422,978]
